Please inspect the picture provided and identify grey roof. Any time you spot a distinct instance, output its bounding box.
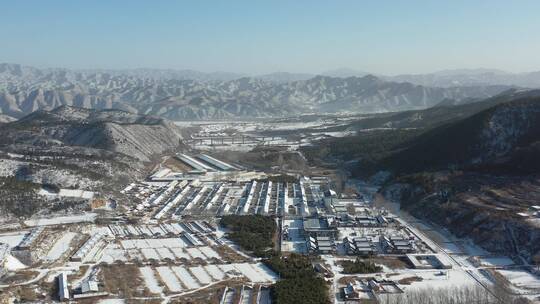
[318,245,334,251]
[393,240,410,246]
[317,240,334,247]
[304,218,329,230]
[81,280,99,293]
[316,236,332,241]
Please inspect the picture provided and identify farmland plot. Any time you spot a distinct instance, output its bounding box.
[156,266,183,292]
[199,246,220,259]
[217,263,278,283]
[171,248,191,260]
[204,265,227,280]
[140,266,163,294]
[45,232,77,261]
[172,266,200,289]
[156,248,176,260]
[141,248,160,260]
[232,263,264,282]
[100,243,128,263]
[189,266,213,284]
[127,249,145,261]
[186,248,206,259]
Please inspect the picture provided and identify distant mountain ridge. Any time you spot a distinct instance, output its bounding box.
[387,68,540,88]
[0,63,517,120]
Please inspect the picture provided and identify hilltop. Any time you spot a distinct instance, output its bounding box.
[0,106,184,217]
[2,106,183,162]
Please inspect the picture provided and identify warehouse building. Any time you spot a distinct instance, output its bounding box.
[58,272,69,301]
[71,232,106,262]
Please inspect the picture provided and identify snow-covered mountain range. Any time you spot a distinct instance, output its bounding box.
[0,63,522,120]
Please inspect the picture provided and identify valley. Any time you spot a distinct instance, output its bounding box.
[0,94,539,303]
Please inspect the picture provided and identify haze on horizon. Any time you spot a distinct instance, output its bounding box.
[1,0,540,75]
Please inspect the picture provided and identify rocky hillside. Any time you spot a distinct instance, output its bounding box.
[302,89,540,174]
[0,106,184,217]
[0,63,511,120]
[382,172,540,260]
[380,95,540,173]
[2,106,183,162]
[373,95,540,260]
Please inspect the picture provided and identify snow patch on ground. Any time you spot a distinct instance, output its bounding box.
[5,254,27,270]
[139,266,163,294]
[497,269,540,289]
[156,266,183,292]
[479,257,515,267]
[0,159,24,177]
[0,231,27,248]
[24,213,97,226]
[45,232,77,261]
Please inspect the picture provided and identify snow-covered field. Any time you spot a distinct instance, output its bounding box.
[497,269,540,289]
[4,254,27,271]
[190,266,213,284]
[199,246,220,259]
[185,248,206,259]
[0,231,27,248]
[24,214,97,226]
[140,263,277,295]
[100,243,128,263]
[178,117,357,152]
[479,257,515,267]
[398,269,476,291]
[156,266,183,292]
[139,266,163,294]
[38,188,95,199]
[45,232,77,261]
[226,263,277,283]
[141,248,161,260]
[115,239,222,263]
[120,238,187,250]
[172,266,200,289]
[205,264,227,280]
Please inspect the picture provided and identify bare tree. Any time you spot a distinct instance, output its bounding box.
[376,285,531,304]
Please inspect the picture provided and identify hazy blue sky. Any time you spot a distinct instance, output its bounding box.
[1,0,540,75]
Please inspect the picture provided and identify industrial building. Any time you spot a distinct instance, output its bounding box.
[58,272,69,301]
[12,227,45,265]
[71,232,106,262]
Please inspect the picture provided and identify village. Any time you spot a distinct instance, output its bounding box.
[0,150,540,303]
